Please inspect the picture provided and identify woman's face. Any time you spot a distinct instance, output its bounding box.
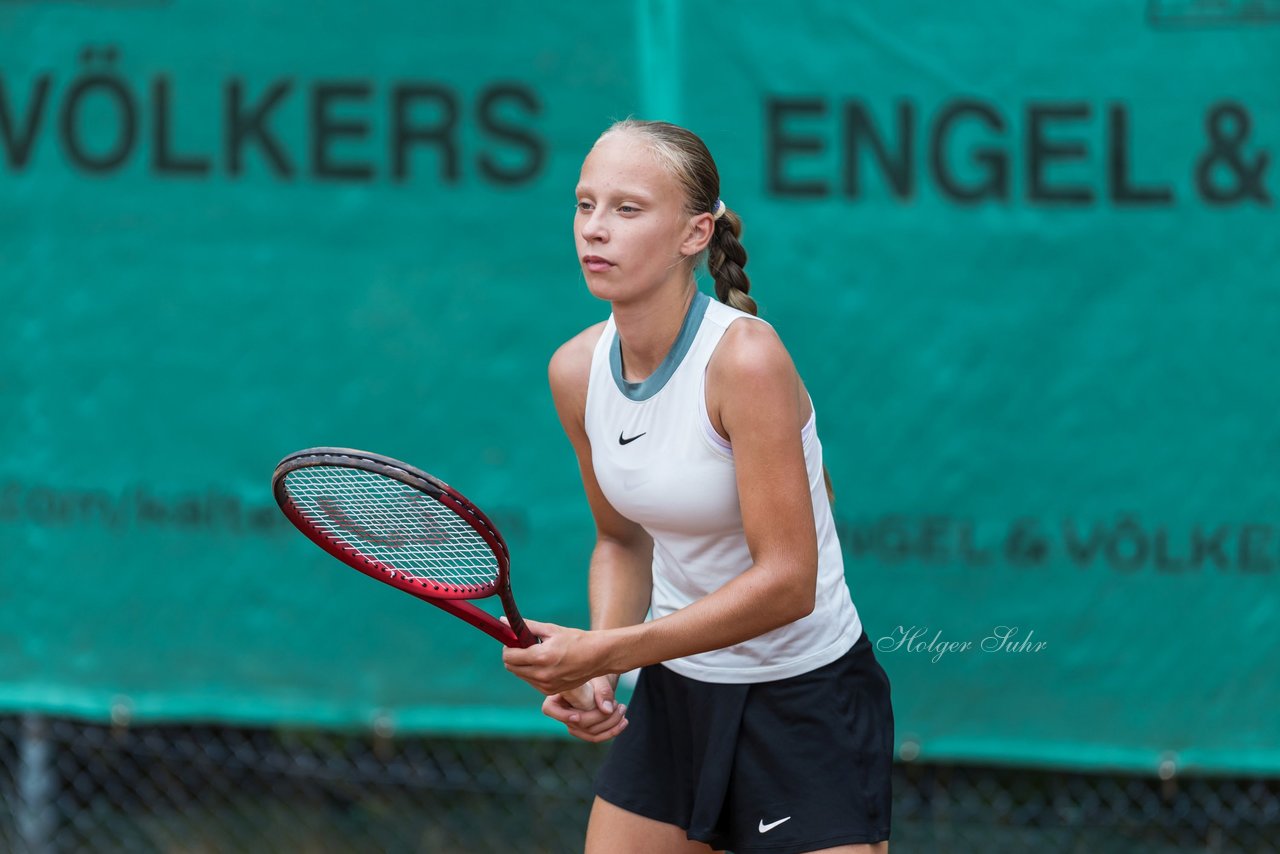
[574,131,698,304]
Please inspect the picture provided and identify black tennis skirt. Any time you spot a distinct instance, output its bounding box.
[595,630,893,853]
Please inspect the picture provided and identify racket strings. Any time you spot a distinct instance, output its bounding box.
[282,466,500,589]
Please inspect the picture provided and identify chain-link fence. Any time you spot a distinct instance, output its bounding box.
[1,715,1277,853]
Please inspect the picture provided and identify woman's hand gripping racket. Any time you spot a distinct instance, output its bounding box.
[272,447,596,712]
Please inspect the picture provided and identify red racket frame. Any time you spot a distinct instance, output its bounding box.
[272,447,538,648]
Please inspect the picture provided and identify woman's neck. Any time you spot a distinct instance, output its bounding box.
[611,281,697,382]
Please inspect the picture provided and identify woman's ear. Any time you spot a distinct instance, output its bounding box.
[680,212,715,257]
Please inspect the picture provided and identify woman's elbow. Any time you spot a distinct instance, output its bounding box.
[790,585,817,623]
[773,560,818,624]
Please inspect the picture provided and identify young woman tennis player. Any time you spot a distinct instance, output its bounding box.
[502,119,893,854]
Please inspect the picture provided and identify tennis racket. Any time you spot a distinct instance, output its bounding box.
[272,447,595,711]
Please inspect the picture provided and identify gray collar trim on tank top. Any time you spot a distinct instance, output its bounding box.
[610,289,711,402]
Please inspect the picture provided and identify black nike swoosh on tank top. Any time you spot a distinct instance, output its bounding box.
[618,432,646,445]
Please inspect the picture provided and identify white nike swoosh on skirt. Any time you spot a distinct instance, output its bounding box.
[758,816,792,833]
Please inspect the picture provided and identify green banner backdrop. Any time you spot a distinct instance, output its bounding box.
[2,1,1277,775]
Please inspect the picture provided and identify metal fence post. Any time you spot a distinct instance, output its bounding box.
[16,715,55,854]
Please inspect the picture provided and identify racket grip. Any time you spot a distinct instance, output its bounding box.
[564,681,597,712]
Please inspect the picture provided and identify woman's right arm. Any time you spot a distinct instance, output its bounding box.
[543,325,654,741]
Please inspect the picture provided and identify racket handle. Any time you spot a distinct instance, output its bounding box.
[563,681,597,712]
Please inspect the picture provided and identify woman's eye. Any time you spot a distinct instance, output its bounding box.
[618,205,639,214]
[576,201,593,212]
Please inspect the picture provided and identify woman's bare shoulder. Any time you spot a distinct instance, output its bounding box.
[548,320,609,412]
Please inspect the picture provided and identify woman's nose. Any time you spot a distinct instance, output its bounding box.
[581,211,607,243]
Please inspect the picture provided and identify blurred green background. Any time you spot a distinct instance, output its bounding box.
[2,0,1277,777]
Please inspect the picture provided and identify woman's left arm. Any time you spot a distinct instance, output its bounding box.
[504,319,819,694]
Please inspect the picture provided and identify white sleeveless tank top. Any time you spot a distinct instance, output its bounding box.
[583,290,861,683]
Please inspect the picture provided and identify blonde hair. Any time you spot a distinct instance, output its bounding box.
[601,119,756,316]
[598,119,836,504]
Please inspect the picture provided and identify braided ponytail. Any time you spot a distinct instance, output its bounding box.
[707,208,756,316]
